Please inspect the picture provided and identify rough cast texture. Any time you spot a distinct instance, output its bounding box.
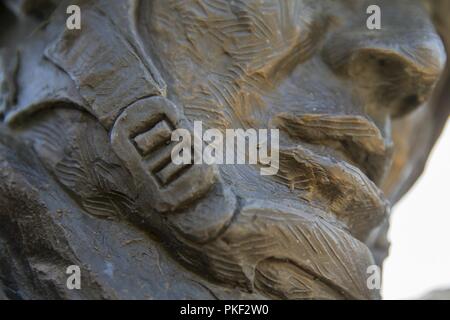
[0,0,449,299]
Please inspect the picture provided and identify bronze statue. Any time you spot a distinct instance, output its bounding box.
[0,0,448,299]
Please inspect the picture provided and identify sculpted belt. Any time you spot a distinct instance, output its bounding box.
[39,6,237,243]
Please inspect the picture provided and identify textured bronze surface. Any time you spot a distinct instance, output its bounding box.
[0,0,448,300]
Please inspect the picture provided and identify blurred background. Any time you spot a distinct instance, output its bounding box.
[383,121,450,299]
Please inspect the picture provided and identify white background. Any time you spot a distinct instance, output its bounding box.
[382,122,450,299]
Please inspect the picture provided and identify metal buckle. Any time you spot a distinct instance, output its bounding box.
[111,96,218,213]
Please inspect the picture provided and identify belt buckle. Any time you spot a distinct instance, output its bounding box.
[111,96,218,213]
